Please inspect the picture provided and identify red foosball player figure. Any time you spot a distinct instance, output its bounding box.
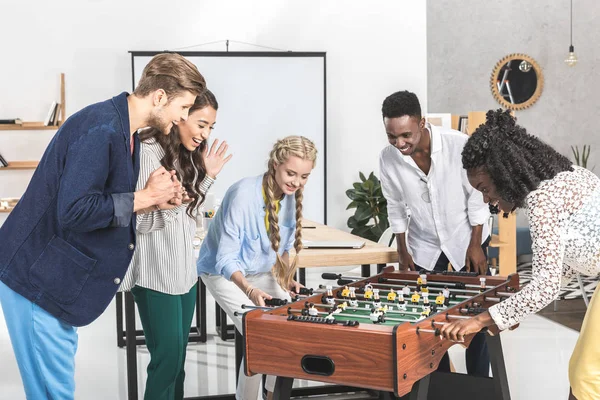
[373,288,381,308]
[325,285,336,306]
[364,283,374,300]
[341,285,350,299]
[479,277,487,293]
[349,287,358,307]
[387,288,397,303]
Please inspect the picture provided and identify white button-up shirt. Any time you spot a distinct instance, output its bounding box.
[379,123,490,270]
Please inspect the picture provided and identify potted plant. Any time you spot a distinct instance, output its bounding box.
[571,145,594,171]
[346,172,389,242]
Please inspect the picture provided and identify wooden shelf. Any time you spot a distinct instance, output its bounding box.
[0,122,59,131]
[1,161,39,170]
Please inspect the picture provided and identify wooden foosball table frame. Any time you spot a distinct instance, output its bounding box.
[243,267,519,399]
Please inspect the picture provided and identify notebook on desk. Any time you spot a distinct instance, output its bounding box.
[302,240,366,249]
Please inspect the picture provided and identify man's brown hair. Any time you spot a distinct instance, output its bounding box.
[134,53,206,100]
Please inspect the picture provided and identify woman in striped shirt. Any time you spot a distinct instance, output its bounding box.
[198,135,317,400]
[121,89,231,400]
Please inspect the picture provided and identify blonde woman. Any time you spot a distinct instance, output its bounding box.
[197,135,317,400]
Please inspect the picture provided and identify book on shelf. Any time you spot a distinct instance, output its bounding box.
[44,101,58,126]
[0,152,8,167]
[458,115,469,134]
[0,118,23,125]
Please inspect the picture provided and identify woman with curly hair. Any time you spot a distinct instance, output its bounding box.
[440,109,600,400]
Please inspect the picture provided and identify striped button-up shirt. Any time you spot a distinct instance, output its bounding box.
[120,138,213,294]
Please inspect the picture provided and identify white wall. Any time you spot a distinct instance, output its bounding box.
[0,0,427,230]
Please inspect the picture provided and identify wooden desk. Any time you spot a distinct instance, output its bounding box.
[291,219,399,281]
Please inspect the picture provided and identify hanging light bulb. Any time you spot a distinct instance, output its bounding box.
[565,45,578,66]
[565,0,578,66]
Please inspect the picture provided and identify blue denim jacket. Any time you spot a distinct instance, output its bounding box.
[0,92,139,327]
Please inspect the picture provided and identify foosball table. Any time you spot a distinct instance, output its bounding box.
[242,267,520,400]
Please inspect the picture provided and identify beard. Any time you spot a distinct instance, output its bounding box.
[146,110,172,135]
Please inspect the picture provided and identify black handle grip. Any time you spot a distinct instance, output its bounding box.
[322,273,341,280]
[337,279,353,286]
[296,287,313,295]
[265,298,288,307]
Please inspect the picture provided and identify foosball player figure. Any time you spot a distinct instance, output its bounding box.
[420,304,432,319]
[325,311,336,321]
[349,287,359,307]
[419,273,429,294]
[369,305,387,324]
[402,284,411,298]
[387,288,397,303]
[435,292,446,309]
[411,291,420,306]
[364,283,374,300]
[334,301,348,314]
[307,303,319,317]
[442,286,451,307]
[479,277,487,293]
[422,291,430,307]
[341,285,350,299]
[325,285,336,305]
[372,288,382,308]
[398,291,407,310]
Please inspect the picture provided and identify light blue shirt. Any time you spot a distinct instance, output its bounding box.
[197,175,296,280]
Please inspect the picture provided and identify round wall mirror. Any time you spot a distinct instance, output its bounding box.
[490,53,543,111]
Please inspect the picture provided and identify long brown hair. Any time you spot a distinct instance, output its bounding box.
[139,90,219,218]
[265,136,317,289]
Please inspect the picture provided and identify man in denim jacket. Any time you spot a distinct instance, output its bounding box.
[0,53,205,399]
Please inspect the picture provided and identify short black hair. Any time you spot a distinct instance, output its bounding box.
[462,109,573,208]
[381,90,421,120]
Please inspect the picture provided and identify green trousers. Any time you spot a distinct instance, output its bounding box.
[131,283,197,400]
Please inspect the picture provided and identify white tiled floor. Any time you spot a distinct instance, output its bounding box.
[0,268,580,399]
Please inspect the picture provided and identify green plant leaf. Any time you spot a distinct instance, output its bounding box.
[346,189,367,201]
[355,204,372,221]
[359,172,367,182]
[353,182,363,191]
[346,201,358,210]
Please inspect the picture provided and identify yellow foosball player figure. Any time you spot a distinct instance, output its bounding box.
[349,287,359,307]
[435,292,446,308]
[411,291,420,306]
[387,288,397,303]
[420,304,432,319]
[363,283,374,300]
[420,273,429,294]
[341,285,350,299]
[334,301,348,314]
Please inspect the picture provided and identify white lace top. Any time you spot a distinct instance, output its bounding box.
[489,166,600,330]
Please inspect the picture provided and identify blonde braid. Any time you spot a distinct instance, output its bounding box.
[267,135,317,290]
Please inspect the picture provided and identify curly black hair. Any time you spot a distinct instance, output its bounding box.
[462,109,573,209]
[381,90,421,119]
